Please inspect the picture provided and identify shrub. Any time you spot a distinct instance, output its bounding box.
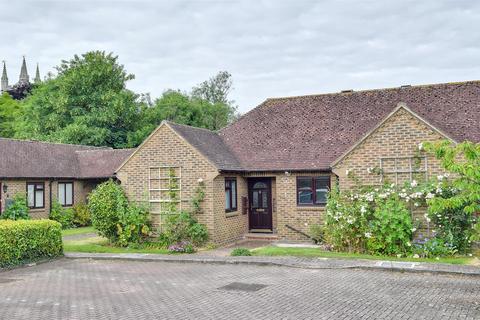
[168,241,195,254]
[412,237,457,258]
[231,248,252,256]
[49,202,74,229]
[162,211,208,248]
[88,180,150,246]
[1,195,30,220]
[88,180,129,243]
[366,195,413,255]
[72,203,91,227]
[308,224,324,244]
[116,204,150,247]
[0,219,62,268]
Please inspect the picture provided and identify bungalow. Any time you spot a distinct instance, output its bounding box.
[2,81,479,245]
[116,81,480,244]
[0,139,133,218]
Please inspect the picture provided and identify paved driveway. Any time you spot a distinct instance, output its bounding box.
[0,259,479,320]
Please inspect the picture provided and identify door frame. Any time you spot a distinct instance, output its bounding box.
[247,177,273,232]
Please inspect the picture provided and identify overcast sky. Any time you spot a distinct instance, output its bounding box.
[1,0,479,112]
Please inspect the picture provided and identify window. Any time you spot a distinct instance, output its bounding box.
[58,182,74,206]
[297,176,330,206]
[225,178,237,212]
[27,182,44,209]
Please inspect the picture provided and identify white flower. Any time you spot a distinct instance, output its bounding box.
[426,217,431,223]
[346,169,351,176]
[425,193,434,199]
[414,202,420,207]
[435,257,440,260]
[437,175,445,181]
[436,187,442,194]
[364,232,372,238]
[197,178,204,183]
[347,218,354,224]
[469,253,473,257]
[411,228,417,232]
[379,193,388,199]
[411,180,418,187]
[413,254,420,259]
[397,254,402,258]
[406,241,411,247]
[304,223,308,227]
[418,142,423,150]
[360,206,367,214]
[367,167,373,174]
[365,194,374,202]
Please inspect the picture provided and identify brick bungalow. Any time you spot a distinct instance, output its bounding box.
[2,81,480,244]
[116,81,480,244]
[0,138,133,218]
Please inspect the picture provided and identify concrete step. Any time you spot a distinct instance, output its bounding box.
[244,233,279,241]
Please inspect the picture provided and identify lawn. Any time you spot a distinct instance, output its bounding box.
[252,246,478,265]
[62,227,169,254]
[62,226,96,237]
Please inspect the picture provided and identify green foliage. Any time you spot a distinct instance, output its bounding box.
[15,51,143,148]
[49,202,74,229]
[412,238,458,258]
[88,180,150,246]
[324,186,371,252]
[0,194,30,220]
[231,248,252,256]
[191,180,206,215]
[0,93,22,138]
[308,224,324,244]
[162,211,209,248]
[116,204,150,247]
[366,195,413,255]
[424,140,479,247]
[88,180,129,243]
[72,203,91,227]
[0,219,62,267]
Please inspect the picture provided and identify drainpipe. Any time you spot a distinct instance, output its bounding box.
[49,180,53,215]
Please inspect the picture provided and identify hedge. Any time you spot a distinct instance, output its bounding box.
[0,219,63,268]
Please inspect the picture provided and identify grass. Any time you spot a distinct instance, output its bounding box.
[252,246,477,265]
[62,226,96,237]
[63,236,170,254]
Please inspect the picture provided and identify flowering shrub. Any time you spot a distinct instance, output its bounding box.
[161,211,208,249]
[168,241,194,253]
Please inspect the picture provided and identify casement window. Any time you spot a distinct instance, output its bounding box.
[27,182,45,209]
[225,178,237,212]
[297,176,331,206]
[58,182,74,207]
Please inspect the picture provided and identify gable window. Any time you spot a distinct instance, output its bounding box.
[297,176,330,206]
[225,178,237,212]
[27,182,44,209]
[58,182,74,207]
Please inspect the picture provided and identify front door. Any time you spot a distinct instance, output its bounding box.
[248,178,272,231]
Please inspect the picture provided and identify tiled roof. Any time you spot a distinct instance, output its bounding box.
[0,138,133,178]
[219,81,480,171]
[167,122,243,171]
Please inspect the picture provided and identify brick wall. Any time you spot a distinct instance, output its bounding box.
[0,179,93,219]
[116,124,223,241]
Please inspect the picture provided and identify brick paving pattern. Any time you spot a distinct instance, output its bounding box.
[0,258,479,319]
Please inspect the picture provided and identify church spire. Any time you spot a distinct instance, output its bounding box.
[1,60,8,92]
[34,63,41,83]
[19,56,29,83]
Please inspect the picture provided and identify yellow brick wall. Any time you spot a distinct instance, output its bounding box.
[0,179,92,219]
[116,124,223,241]
[333,108,448,189]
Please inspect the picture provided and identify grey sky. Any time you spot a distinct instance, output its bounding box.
[1,0,479,112]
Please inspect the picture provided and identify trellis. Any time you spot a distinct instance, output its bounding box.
[379,156,428,185]
[148,166,182,227]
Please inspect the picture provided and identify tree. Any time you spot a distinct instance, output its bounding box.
[424,140,480,239]
[0,93,22,138]
[191,71,238,124]
[15,51,143,148]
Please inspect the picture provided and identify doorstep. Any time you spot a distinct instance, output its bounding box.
[244,232,279,241]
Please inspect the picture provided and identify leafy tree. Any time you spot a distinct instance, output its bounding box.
[0,93,22,138]
[6,81,33,100]
[424,140,480,240]
[15,51,143,148]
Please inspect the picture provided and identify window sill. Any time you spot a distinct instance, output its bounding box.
[296,206,326,211]
[29,207,46,211]
[226,211,239,218]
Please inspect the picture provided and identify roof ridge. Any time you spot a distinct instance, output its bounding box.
[76,148,135,154]
[165,120,218,134]
[0,137,110,149]
[264,80,480,102]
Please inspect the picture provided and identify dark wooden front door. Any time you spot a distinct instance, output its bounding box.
[248,178,272,231]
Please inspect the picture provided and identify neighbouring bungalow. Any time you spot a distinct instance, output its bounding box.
[2,81,480,245]
[0,139,133,218]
